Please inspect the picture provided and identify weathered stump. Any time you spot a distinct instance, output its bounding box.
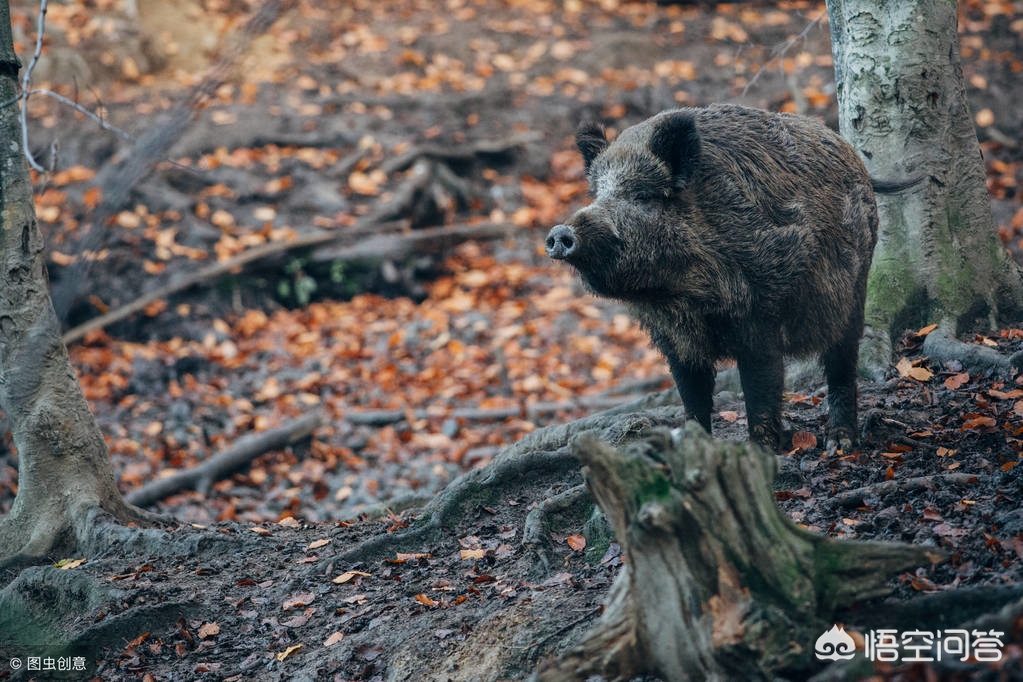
[540,424,944,681]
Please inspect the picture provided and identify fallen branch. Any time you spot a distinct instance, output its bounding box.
[344,393,658,427]
[825,473,983,510]
[124,411,322,508]
[62,221,513,344]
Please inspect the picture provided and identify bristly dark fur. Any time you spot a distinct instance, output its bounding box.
[548,104,880,451]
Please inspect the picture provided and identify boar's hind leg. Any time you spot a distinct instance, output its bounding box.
[822,327,860,450]
[736,352,785,451]
[665,355,715,436]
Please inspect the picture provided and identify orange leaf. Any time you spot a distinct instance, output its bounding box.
[943,373,970,390]
[791,431,817,451]
[415,593,438,607]
[718,410,739,423]
[916,323,939,336]
[566,534,586,552]
[961,416,996,430]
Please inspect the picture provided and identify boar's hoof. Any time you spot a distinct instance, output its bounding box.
[546,224,577,260]
[825,435,854,456]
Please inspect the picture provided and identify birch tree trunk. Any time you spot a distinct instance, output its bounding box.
[826,0,1023,373]
[0,0,156,566]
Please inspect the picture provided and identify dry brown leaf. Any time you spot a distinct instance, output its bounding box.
[908,366,934,381]
[460,549,485,560]
[566,534,586,552]
[961,415,996,430]
[197,622,220,639]
[323,632,345,647]
[308,538,331,550]
[791,431,817,451]
[895,357,913,377]
[415,593,438,607]
[250,526,272,536]
[332,570,371,584]
[916,323,939,336]
[718,410,739,423]
[275,644,303,662]
[282,592,316,611]
[944,372,970,390]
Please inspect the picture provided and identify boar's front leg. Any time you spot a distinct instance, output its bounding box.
[821,328,860,452]
[736,351,785,451]
[665,355,715,436]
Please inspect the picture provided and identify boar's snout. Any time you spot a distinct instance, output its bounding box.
[546,224,577,260]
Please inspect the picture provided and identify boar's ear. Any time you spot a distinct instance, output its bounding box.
[576,121,608,172]
[649,111,701,190]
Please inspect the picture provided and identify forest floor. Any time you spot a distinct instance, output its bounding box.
[2,0,1023,680]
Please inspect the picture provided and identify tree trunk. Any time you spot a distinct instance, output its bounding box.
[0,1,156,565]
[539,425,942,681]
[826,0,1023,373]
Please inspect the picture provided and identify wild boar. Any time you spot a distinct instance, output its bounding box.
[546,104,881,451]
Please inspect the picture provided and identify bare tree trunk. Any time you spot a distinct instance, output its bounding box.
[0,1,156,566]
[826,0,1023,374]
[539,426,941,681]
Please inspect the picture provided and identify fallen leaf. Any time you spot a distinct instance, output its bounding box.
[944,373,970,390]
[718,410,739,422]
[55,558,86,570]
[197,622,220,639]
[566,534,586,551]
[282,592,316,611]
[415,593,438,607]
[460,549,485,560]
[308,538,331,550]
[275,644,303,662]
[791,431,817,450]
[895,357,914,377]
[323,632,344,647]
[961,415,996,430]
[916,323,939,336]
[250,526,272,536]
[908,366,934,382]
[332,570,372,584]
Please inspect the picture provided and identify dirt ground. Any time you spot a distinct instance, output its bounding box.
[2,0,1023,680]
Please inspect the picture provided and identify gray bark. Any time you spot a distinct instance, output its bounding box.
[539,425,942,681]
[826,0,1023,373]
[0,1,155,565]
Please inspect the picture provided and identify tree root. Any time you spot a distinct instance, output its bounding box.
[522,484,590,575]
[335,400,687,566]
[922,325,1023,377]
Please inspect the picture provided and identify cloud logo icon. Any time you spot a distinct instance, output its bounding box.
[815,625,856,660]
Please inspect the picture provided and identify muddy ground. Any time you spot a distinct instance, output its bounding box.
[2,0,1023,680]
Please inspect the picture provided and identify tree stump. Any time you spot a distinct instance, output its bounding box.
[540,424,944,681]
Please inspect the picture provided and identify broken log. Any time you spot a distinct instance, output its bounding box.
[540,424,945,681]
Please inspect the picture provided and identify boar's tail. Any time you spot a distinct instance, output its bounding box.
[871,175,926,194]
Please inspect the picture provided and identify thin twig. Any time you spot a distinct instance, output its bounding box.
[742,9,825,98]
[20,0,48,171]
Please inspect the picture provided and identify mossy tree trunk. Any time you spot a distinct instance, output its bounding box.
[539,426,941,681]
[826,0,1023,374]
[0,1,156,566]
